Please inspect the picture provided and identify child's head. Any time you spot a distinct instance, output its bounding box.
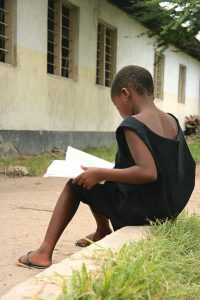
[111,65,154,118]
[111,65,154,99]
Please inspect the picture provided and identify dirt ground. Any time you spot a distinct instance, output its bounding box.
[0,166,200,297]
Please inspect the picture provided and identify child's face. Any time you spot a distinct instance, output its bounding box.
[112,90,134,118]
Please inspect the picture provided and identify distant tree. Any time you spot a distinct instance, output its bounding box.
[129,0,200,54]
[110,0,200,59]
[158,0,200,38]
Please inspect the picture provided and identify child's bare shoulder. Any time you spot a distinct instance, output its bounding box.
[132,110,179,140]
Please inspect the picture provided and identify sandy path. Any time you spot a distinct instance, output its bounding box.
[0,166,199,297]
[0,177,97,297]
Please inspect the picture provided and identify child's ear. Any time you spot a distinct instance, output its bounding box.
[121,88,130,99]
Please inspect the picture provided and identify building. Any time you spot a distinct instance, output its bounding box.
[0,0,200,154]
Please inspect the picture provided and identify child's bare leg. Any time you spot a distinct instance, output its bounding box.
[19,180,79,267]
[76,208,112,247]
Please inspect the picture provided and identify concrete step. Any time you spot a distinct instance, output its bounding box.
[1,226,148,300]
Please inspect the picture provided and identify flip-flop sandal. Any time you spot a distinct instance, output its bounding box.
[18,251,49,269]
[75,234,95,247]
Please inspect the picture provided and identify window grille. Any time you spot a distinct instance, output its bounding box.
[153,52,165,100]
[96,22,116,87]
[47,0,77,79]
[47,0,56,74]
[178,65,186,103]
[0,0,14,64]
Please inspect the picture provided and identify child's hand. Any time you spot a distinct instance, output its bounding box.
[72,166,103,190]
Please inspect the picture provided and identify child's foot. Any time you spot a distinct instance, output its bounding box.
[18,249,51,269]
[75,229,112,247]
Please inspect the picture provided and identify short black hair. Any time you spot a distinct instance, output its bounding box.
[111,65,154,98]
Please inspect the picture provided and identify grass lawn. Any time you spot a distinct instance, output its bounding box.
[0,145,117,176]
[58,214,200,299]
[188,139,200,164]
[0,138,199,176]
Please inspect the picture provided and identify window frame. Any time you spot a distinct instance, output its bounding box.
[153,52,165,100]
[178,64,186,104]
[0,0,16,66]
[96,20,117,88]
[47,0,78,79]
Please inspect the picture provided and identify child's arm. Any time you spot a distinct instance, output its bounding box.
[73,128,157,189]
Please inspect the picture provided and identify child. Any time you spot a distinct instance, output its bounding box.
[18,65,195,268]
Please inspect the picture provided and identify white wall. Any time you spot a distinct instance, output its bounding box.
[0,0,199,132]
[152,47,200,127]
[17,0,48,53]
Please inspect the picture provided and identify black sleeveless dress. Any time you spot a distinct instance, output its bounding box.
[72,115,196,230]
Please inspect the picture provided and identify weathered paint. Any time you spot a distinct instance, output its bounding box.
[0,130,116,154]
[0,0,199,137]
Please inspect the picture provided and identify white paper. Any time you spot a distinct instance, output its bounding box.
[44,146,114,181]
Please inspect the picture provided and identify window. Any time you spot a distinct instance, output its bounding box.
[178,64,186,103]
[153,52,165,100]
[47,0,78,79]
[0,0,15,64]
[96,22,117,87]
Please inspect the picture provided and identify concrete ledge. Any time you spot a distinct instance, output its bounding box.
[1,226,149,300]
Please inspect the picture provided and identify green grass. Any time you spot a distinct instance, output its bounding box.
[0,145,117,176]
[57,214,200,300]
[0,152,65,176]
[0,138,199,177]
[83,145,117,162]
[188,139,200,163]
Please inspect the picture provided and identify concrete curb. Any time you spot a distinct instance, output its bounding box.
[1,226,149,300]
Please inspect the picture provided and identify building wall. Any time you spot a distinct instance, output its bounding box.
[0,0,199,153]
[155,48,200,126]
[1,0,121,133]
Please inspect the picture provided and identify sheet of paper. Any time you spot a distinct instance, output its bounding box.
[65,146,114,169]
[44,160,84,179]
[44,146,114,180]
